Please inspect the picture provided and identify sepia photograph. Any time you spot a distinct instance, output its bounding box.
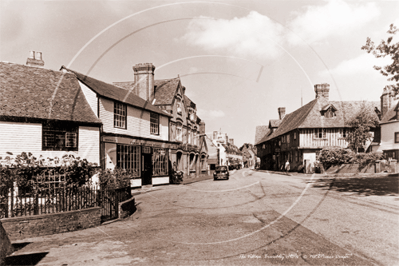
[1,0,398,265]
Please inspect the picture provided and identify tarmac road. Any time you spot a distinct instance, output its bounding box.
[5,169,399,265]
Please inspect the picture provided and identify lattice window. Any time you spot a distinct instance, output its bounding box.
[150,112,159,135]
[42,123,78,151]
[314,128,326,139]
[153,148,168,176]
[114,102,127,129]
[116,144,140,177]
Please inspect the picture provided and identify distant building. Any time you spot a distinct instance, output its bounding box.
[255,83,380,172]
[377,85,399,160]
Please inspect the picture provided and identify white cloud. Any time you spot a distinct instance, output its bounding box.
[181,11,285,60]
[287,0,380,46]
[319,53,393,77]
[197,109,225,119]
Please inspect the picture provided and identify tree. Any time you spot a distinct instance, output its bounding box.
[362,24,399,95]
[345,104,379,153]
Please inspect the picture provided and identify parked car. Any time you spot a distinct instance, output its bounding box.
[214,165,229,180]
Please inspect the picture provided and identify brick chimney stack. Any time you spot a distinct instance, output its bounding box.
[314,83,330,101]
[133,63,155,101]
[278,107,286,120]
[26,51,44,68]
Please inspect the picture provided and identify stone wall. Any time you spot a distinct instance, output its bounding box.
[1,207,101,241]
[0,220,12,265]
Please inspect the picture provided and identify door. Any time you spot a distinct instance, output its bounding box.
[141,147,153,185]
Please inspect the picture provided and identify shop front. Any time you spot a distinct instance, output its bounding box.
[101,135,178,187]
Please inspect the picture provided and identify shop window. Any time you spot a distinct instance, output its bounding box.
[42,122,78,151]
[153,148,168,176]
[150,112,159,135]
[114,102,127,129]
[116,144,140,177]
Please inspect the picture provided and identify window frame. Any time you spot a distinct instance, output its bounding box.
[114,101,127,129]
[395,132,399,143]
[116,144,141,177]
[42,122,79,151]
[314,128,326,139]
[150,112,160,135]
[152,148,169,177]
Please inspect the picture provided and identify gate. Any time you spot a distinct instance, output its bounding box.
[97,187,131,222]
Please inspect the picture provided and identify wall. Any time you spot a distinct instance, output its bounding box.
[0,220,12,265]
[380,122,399,152]
[299,128,348,148]
[1,207,101,241]
[0,122,100,165]
[118,197,136,219]
[100,98,168,141]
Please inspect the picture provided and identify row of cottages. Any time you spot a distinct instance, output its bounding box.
[63,63,209,182]
[0,52,208,186]
[113,66,209,178]
[239,143,257,168]
[255,83,381,172]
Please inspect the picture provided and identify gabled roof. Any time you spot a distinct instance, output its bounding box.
[254,125,269,145]
[0,62,101,124]
[153,78,180,105]
[258,99,380,144]
[184,95,196,110]
[380,101,399,124]
[62,67,171,117]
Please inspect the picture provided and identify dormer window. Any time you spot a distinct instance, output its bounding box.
[321,104,337,118]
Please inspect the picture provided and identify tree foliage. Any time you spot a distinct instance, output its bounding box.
[362,24,399,95]
[345,105,379,153]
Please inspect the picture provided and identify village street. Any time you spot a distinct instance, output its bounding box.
[6,169,399,266]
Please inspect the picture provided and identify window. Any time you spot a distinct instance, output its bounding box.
[294,132,297,140]
[116,144,140,177]
[176,126,182,141]
[114,102,127,129]
[153,148,168,176]
[262,144,265,149]
[395,132,399,143]
[340,128,347,138]
[324,108,336,118]
[42,122,78,151]
[177,102,182,114]
[314,128,326,139]
[287,134,290,144]
[150,113,159,135]
[188,130,192,144]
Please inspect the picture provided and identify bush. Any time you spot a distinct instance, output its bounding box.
[319,147,385,170]
[96,168,131,189]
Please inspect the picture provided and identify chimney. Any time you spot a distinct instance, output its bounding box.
[199,121,206,135]
[380,86,391,118]
[314,83,330,101]
[229,139,234,145]
[26,51,44,68]
[278,107,286,120]
[225,133,228,144]
[133,63,155,101]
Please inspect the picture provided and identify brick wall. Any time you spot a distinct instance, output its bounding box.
[118,197,136,219]
[1,207,101,241]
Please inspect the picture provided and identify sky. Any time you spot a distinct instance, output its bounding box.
[1,0,398,148]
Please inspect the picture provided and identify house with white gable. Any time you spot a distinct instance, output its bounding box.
[61,63,177,186]
[0,52,101,166]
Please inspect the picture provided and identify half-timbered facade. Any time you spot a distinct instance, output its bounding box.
[256,84,380,172]
[0,57,101,165]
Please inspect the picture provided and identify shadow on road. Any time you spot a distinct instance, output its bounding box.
[312,175,399,195]
[5,252,48,265]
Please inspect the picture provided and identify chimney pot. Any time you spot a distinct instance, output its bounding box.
[26,51,44,68]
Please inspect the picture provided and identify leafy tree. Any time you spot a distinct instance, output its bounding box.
[345,104,379,153]
[362,24,399,95]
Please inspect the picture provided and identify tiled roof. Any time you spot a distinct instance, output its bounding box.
[153,78,180,105]
[112,81,135,91]
[380,101,399,124]
[0,62,101,124]
[254,125,269,145]
[62,67,171,117]
[258,99,379,144]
